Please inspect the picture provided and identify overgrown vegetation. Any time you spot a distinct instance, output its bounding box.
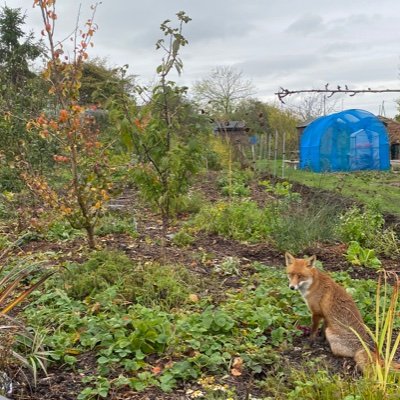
[0,1,399,399]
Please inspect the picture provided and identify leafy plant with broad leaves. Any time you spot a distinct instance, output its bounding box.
[345,241,382,269]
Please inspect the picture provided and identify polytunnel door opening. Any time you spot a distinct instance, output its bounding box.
[349,129,378,171]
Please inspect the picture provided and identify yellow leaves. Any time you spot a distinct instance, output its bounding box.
[60,204,73,216]
[93,201,102,210]
[100,189,110,201]
[26,120,36,131]
[39,129,49,139]
[65,348,80,355]
[3,111,12,122]
[230,357,244,376]
[71,331,81,345]
[90,302,101,313]
[188,293,199,303]
[21,172,59,209]
[71,104,84,114]
[2,191,14,202]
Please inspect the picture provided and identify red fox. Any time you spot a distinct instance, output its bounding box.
[284,252,397,372]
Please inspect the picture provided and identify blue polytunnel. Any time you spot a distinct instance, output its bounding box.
[300,109,390,172]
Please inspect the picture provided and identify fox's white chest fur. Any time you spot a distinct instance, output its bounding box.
[298,278,313,308]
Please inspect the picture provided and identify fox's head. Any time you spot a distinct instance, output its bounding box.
[285,252,316,292]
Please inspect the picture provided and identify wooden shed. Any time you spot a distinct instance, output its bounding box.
[213,121,250,168]
[378,116,400,160]
[213,121,250,145]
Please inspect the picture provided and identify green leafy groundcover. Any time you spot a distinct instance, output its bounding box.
[24,259,379,399]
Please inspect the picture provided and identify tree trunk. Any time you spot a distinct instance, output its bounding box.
[85,224,96,249]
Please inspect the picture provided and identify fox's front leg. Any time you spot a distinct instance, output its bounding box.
[310,314,323,343]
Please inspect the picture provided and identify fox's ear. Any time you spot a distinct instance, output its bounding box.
[285,252,295,266]
[306,255,317,268]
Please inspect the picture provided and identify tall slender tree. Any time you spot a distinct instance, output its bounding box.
[0,6,42,86]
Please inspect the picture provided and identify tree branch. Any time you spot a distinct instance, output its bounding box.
[275,84,400,104]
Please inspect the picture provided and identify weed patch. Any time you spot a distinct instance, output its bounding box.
[58,250,199,311]
[191,200,276,242]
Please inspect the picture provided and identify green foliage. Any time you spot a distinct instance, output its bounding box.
[172,230,195,247]
[271,200,341,253]
[214,256,241,276]
[23,262,303,395]
[351,271,400,392]
[260,365,398,400]
[0,166,25,192]
[335,203,400,258]
[23,259,392,397]
[175,191,205,215]
[59,250,197,311]
[78,376,111,399]
[0,6,52,170]
[111,12,212,231]
[0,236,10,250]
[373,228,400,259]
[345,241,382,269]
[218,169,253,197]
[260,179,301,203]
[336,204,385,248]
[131,137,205,218]
[95,212,137,237]
[46,219,84,241]
[80,59,135,107]
[0,5,43,85]
[0,257,52,385]
[191,199,275,242]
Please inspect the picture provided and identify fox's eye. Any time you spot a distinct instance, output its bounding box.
[297,274,303,278]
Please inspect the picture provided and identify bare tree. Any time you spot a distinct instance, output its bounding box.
[286,93,340,121]
[193,66,255,117]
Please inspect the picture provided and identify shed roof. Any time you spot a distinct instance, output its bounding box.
[214,121,246,131]
[378,116,400,143]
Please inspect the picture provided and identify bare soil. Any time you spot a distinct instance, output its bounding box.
[8,172,400,400]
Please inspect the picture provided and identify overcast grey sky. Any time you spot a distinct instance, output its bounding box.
[6,0,400,117]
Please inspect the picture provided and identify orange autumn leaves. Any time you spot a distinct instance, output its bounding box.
[27,106,101,161]
[25,0,111,248]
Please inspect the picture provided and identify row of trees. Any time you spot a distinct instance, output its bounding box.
[0,2,311,248]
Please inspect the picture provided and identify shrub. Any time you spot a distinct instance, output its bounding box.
[217,169,253,198]
[174,191,205,215]
[0,167,25,192]
[260,179,301,203]
[336,204,384,248]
